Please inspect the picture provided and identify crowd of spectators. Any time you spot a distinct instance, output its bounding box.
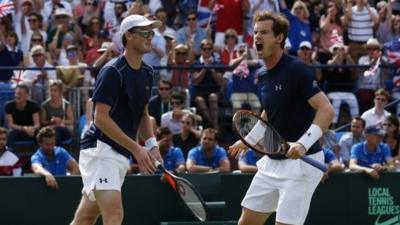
[0,0,400,180]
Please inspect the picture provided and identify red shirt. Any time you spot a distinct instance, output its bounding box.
[215,0,247,35]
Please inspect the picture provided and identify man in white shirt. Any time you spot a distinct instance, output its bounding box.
[361,88,391,127]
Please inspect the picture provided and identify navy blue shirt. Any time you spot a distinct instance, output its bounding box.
[80,56,154,159]
[259,54,321,159]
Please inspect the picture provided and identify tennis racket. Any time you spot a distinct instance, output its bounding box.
[155,161,207,221]
[232,110,328,172]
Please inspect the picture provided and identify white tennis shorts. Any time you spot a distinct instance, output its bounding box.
[241,151,324,225]
[79,140,130,201]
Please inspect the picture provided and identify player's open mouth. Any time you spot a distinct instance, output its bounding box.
[255,43,263,52]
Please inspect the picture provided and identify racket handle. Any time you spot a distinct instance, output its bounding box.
[300,156,328,172]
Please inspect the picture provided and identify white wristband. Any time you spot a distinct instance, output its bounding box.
[244,121,266,145]
[297,124,323,151]
[145,137,158,151]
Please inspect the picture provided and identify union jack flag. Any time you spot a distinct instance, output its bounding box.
[0,0,14,18]
[11,70,24,88]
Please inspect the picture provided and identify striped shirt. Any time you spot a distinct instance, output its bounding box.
[347,6,377,42]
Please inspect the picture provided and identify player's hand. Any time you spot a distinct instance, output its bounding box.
[135,147,157,175]
[286,142,306,159]
[149,146,163,166]
[45,174,59,190]
[228,140,248,158]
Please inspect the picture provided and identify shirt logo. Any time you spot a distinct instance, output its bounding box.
[312,80,318,88]
[99,178,108,183]
[275,84,282,91]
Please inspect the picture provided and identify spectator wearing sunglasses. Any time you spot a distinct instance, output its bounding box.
[361,88,391,128]
[173,113,201,159]
[149,79,173,126]
[176,11,208,56]
[190,39,224,130]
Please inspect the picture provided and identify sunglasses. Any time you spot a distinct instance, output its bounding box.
[225,35,236,39]
[202,47,212,51]
[383,123,393,127]
[32,54,43,58]
[28,18,38,22]
[375,97,387,101]
[300,47,311,51]
[32,38,42,42]
[171,101,182,106]
[159,87,171,91]
[176,52,187,55]
[132,29,155,38]
[187,17,197,21]
[181,121,191,125]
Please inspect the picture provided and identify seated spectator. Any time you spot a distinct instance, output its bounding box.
[190,39,224,129]
[321,147,345,183]
[157,127,186,174]
[168,43,194,89]
[324,42,358,128]
[338,117,365,166]
[176,10,208,56]
[318,1,344,64]
[238,149,262,173]
[357,38,389,113]
[229,43,261,114]
[349,125,395,180]
[342,0,378,62]
[22,45,57,104]
[361,88,391,127]
[5,84,40,149]
[279,0,312,55]
[172,113,201,158]
[40,80,74,145]
[186,128,230,173]
[149,79,173,126]
[31,126,79,189]
[0,127,22,176]
[382,115,400,160]
[161,92,193,134]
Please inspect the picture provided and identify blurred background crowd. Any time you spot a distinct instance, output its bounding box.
[0,0,400,184]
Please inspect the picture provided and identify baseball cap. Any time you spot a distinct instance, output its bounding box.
[299,41,312,49]
[98,42,112,53]
[120,14,161,39]
[30,45,46,55]
[364,125,384,136]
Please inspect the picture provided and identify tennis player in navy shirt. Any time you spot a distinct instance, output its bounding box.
[229,12,335,225]
[70,15,163,225]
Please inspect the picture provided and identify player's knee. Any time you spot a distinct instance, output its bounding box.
[102,208,124,224]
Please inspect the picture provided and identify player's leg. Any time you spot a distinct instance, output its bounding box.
[275,152,323,225]
[238,207,272,225]
[70,194,100,225]
[240,168,279,225]
[94,190,124,225]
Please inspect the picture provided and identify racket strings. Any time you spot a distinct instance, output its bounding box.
[234,112,284,154]
[176,180,206,221]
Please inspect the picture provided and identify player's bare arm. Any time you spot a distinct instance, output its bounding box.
[94,102,156,174]
[288,92,335,159]
[229,110,268,158]
[138,104,163,164]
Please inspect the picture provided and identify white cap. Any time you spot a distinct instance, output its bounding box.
[120,14,161,39]
[299,41,312,49]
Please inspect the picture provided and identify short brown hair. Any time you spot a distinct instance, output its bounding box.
[253,11,289,49]
[0,127,7,136]
[36,126,56,143]
[202,128,218,141]
[374,88,390,100]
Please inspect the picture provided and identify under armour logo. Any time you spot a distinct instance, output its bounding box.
[99,178,108,183]
[307,132,312,136]
[275,84,282,91]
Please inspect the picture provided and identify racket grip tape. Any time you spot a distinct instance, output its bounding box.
[300,156,328,172]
